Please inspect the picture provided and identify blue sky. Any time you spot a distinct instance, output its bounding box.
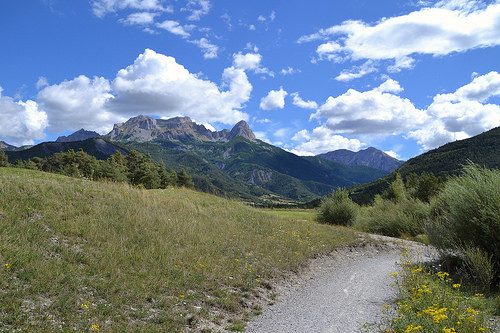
[1,0,500,159]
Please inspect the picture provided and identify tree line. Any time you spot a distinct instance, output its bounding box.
[0,147,194,189]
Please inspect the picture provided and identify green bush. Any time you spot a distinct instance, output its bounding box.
[355,196,429,237]
[427,163,500,276]
[317,188,358,226]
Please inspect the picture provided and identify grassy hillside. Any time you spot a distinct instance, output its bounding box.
[0,168,358,332]
[350,126,500,204]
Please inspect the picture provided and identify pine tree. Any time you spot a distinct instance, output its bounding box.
[0,148,8,167]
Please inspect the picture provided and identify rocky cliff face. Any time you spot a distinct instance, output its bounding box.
[56,129,101,142]
[317,147,404,172]
[106,115,257,143]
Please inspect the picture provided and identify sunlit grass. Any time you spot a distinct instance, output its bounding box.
[0,168,358,332]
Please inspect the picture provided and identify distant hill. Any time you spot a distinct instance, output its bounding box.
[56,129,100,142]
[317,147,404,172]
[5,138,128,162]
[350,126,500,204]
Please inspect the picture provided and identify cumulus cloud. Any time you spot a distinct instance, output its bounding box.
[300,1,500,73]
[291,92,318,109]
[260,87,287,110]
[311,79,428,135]
[37,75,118,134]
[32,49,252,140]
[0,87,48,146]
[91,0,168,18]
[156,20,192,38]
[109,49,251,124]
[301,72,500,152]
[408,71,500,149]
[290,127,363,156]
[232,52,274,76]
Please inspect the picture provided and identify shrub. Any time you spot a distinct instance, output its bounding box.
[317,188,358,226]
[355,196,429,237]
[427,163,500,275]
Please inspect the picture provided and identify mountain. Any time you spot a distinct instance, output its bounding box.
[56,129,100,142]
[5,138,128,162]
[0,141,17,151]
[125,135,387,204]
[106,115,256,143]
[317,147,404,172]
[4,115,388,205]
[350,126,500,204]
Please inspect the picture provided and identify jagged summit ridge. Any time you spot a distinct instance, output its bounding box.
[106,115,256,143]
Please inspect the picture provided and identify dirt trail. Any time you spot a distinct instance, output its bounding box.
[244,236,435,333]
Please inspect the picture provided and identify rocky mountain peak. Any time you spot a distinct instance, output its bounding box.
[106,115,257,143]
[228,120,256,141]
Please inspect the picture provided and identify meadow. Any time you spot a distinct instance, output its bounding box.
[0,167,357,332]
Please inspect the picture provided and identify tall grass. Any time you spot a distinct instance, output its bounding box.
[426,163,500,283]
[355,196,429,238]
[0,168,357,332]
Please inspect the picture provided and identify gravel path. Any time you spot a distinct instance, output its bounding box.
[245,237,434,333]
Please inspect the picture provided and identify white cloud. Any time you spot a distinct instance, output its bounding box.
[387,56,416,73]
[248,24,256,31]
[109,49,251,124]
[232,52,274,76]
[121,11,159,26]
[0,87,48,146]
[260,87,287,110]
[255,118,271,124]
[291,92,318,109]
[156,20,191,38]
[312,79,428,135]
[36,77,49,90]
[37,75,118,134]
[190,38,218,59]
[281,67,300,75]
[408,71,500,150]
[33,49,251,139]
[300,2,500,72]
[184,0,211,21]
[384,150,399,159]
[335,60,377,81]
[91,0,167,18]
[257,15,266,22]
[290,127,363,156]
[273,128,289,139]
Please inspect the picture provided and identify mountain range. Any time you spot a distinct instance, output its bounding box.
[317,147,403,172]
[3,115,389,205]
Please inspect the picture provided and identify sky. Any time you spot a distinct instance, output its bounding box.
[1,0,500,160]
